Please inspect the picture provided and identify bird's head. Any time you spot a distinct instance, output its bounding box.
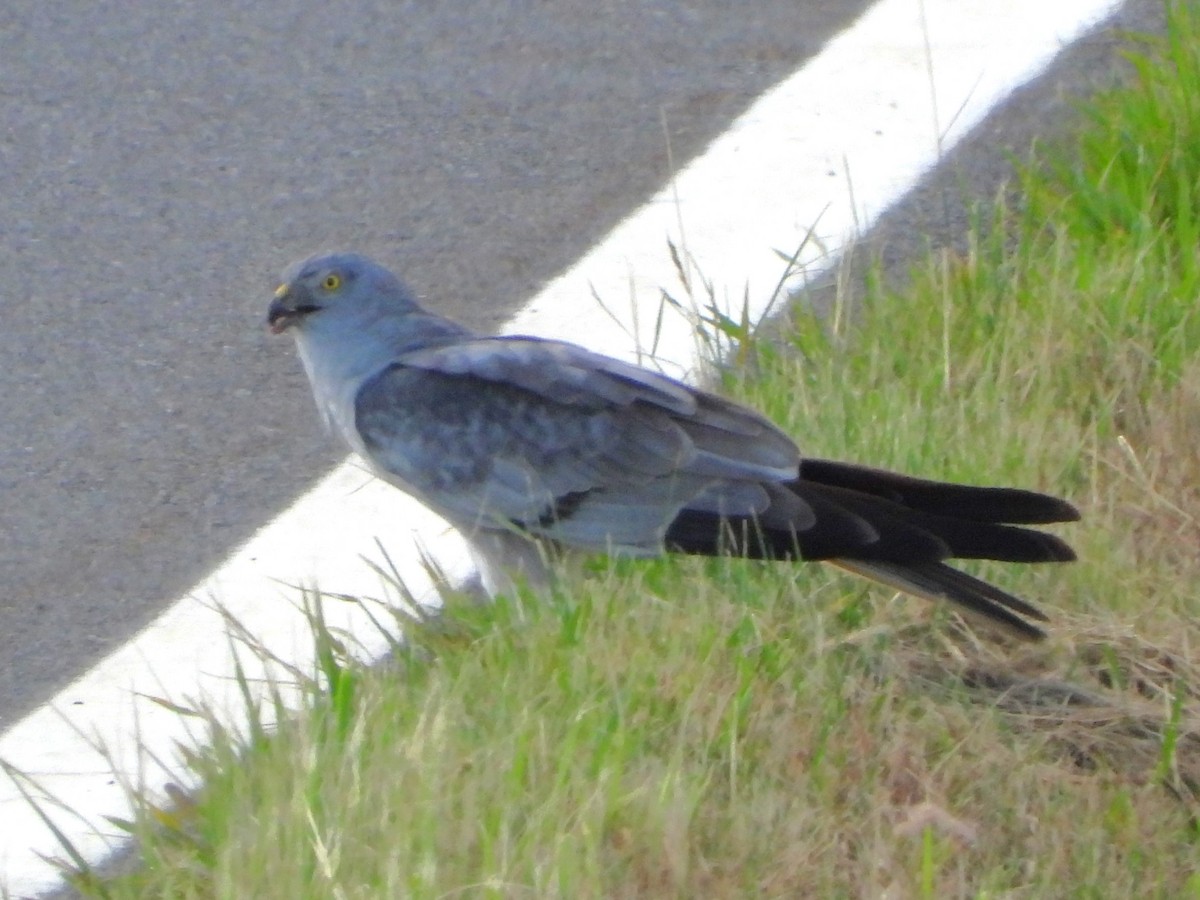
[267,252,418,335]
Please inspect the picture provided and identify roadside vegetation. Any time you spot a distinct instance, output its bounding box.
[53,4,1200,897]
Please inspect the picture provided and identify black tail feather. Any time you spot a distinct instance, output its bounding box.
[794,482,1077,564]
[664,484,1075,566]
[663,461,1078,641]
[832,560,1050,641]
[798,458,1080,525]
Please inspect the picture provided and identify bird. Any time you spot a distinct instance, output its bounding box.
[268,251,1079,640]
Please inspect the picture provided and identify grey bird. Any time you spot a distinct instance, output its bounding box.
[268,252,1079,640]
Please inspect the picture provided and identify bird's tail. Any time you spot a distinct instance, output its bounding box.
[664,458,1079,640]
[828,558,1050,641]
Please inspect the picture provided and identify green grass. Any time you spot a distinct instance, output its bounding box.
[56,3,1200,897]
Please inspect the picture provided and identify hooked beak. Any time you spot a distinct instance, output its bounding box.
[267,283,321,334]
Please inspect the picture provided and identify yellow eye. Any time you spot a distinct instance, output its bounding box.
[322,273,341,291]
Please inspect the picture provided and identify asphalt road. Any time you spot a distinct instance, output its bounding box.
[0,0,1163,728]
[0,0,874,725]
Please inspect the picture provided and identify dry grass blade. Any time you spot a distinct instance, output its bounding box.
[878,619,1200,805]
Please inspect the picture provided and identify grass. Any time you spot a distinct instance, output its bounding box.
[49,3,1200,897]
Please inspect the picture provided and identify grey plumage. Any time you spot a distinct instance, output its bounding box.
[269,252,1080,640]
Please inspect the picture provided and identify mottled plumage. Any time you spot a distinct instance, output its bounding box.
[269,252,1079,640]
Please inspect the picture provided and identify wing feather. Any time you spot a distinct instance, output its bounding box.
[354,338,800,551]
[400,336,698,414]
[399,337,799,476]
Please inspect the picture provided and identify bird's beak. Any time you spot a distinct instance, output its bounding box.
[267,282,318,334]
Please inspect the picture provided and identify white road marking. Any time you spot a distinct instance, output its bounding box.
[0,0,1122,893]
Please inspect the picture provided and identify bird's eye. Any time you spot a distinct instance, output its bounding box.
[322,274,341,291]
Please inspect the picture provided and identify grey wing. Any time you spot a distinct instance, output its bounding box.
[354,336,802,552]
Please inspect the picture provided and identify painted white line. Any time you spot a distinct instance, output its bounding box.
[0,0,1122,893]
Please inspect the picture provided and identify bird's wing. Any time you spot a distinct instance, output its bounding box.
[353,335,801,551]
